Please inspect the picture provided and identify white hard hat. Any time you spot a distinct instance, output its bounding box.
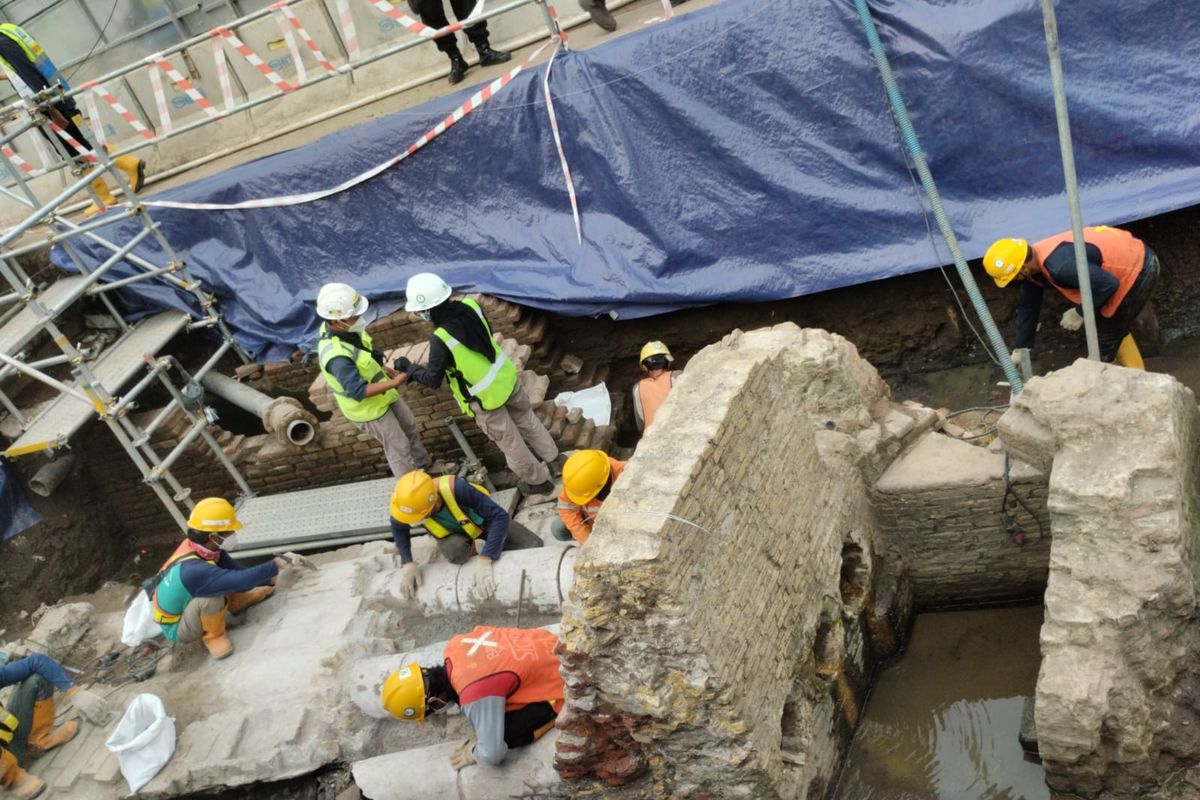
[316,283,368,321]
[404,273,452,312]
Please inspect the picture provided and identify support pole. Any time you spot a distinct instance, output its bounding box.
[1041,0,1100,360]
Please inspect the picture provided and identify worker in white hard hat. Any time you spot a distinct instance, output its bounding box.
[1,653,112,799]
[381,626,563,769]
[315,282,438,478]
[397,273,565,497]
[147,498,286,660]
[632,341,680,435]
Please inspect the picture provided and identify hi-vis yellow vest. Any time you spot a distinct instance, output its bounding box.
[434,298,516,418]
[0,24,65,97]
[423,475,488,539]
[317,323,397,423]
[0,702,18,744]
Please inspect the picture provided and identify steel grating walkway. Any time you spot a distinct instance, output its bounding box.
[4,312,189,457]
[0,276,89,358]
[227,479,520,558]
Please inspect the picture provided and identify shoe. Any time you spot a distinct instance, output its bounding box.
[0,750,45,799]
[548,453,568,478]
[82,175,117,218]
[517,479,555,497]
[113,154,146,193]
[26,698,79,756]
[226,584,275,615]
[448,53,469,85]
[199,608,233,659]
[476,43,511,67]
[579,0,616,32]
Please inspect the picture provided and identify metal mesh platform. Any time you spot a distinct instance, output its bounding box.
[0,276,88,357]
[4,312,189,457]
[227,479,520,557]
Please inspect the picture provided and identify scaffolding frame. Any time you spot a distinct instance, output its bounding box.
[0,0,564,530]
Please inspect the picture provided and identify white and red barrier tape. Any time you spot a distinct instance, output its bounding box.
[77,81,157,140]
[50,122,97,164]
[1,145,36,176]
[136,37,557,211]
[540,33,580,242]
[146,53,223,135]
[645,0,675,25]
[212,27,294,94]
[82,92,108,150]
[274,8,308,86]
[273,3,337,76]
[364,0,482,41]
[334,0,361,62]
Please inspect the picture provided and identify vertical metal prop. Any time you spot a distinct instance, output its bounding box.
[1040,0,1100,360]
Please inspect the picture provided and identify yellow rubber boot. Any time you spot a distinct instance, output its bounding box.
[200,608,234,660]
[226,585,274,615]
[1113,334,1145,370]
[0,750,45,800]
[113,154,146,193]
[26,698,78,757]
[82,175,117,218]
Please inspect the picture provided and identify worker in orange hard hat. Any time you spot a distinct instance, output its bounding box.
[381,625,563,769]
[983,226,1160,371]
[551,450,626,544]
[632,341,681,435]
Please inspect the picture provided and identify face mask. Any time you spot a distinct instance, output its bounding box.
[346,317,368,333]
[418,311,432,322]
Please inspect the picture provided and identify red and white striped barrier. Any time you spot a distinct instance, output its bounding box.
[211,35,237,113]
[540,36,580,243]
[1,145,37,177]
[645,0,675,25]
[50,122,97,164]
[145,53,223,135]
[137,37,555,211]
[334,0,361,62]
[212,26,294,93]
[77,81,157,141]
[364,0,483,41]
[272,3,338,76]
[82,92,108,150]
[274,8,309,85]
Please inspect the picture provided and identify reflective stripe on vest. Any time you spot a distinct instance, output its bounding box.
[443,626,564,712]
[423,476,489,539]
[635,372,673,431]
[0,703,17,744]
[152,551,203,625]
[433,298,516,416]
[0,24,66,92]
[317,323,396,423]
[1031,226,1146,319]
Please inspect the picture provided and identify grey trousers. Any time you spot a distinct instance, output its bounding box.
[175,595,226,644]
[359,399,432,478]
[435,520,545,564]
[4,675,50,761]
[472,380,558,485]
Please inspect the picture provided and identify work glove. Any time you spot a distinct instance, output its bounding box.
[66,686,112,726]
[467,557,496,601]
[393,356,412,373]
[278,551,318,572]
[449,736,477,770]
[1010,349,1028,374]
[1060,308,1084,332]
[399,562,423,599]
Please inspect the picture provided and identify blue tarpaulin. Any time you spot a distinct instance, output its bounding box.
[55,0,1200,360]
[1,461,40,541]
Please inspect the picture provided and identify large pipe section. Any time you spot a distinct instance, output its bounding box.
[28,453,76,497]
[200,371,316,447]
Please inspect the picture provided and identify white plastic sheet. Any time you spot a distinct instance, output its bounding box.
[553,382,611,427]
[105,693,176,793]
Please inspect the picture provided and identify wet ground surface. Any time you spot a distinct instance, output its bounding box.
[833,606,1052,800]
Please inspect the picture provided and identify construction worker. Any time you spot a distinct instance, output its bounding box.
[1,653,111,799]
[632,341,680,434]
[381,625,562,769]
[316,282,440,479]
[413,0,510,85]
[0,23,144,217]
[149,498,282,660]
[551,449,626,544]
[389,469,542,600]
[577,0,689,32]
[399,273,564,496]
[984,226,1161,370]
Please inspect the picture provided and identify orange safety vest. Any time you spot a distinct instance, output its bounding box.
[1031,226,1145,318]
[443,626,564,713]
[150,540,213,624]
[556,458,626,544]
[634,372,674,431]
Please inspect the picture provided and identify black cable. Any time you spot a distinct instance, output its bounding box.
[62,0,120,85]
[1000,453,1046,545]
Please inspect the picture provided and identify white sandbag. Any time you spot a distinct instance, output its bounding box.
[105,693,175,793]
[553,382,611,426]
[121,592,162,647]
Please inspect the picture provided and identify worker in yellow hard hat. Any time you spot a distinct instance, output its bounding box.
[632,341,680,435]
[551,450,626,544]
[1,653,112,799]
[983,226,1160,370]
[381,625,563,769]
[146,498,286,660]
[390,470,543,601]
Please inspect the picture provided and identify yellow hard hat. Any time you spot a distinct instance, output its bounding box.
[562,450,612,505]
[983,238,1029,288]
[381,663,426,722]
[639,341,673,365]
[187,497,243,532]
[390,471,437,524]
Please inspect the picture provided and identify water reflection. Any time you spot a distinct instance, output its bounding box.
[834,606,1049,800]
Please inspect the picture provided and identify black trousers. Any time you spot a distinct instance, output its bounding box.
[1097,246,1160,362]
[413,0,489,54]
[433,520,544,565]
[504,701,558,748]
[38,104,94,162]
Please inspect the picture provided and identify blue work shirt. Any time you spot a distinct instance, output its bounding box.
[0,654,73,692]
[389,479,509,563]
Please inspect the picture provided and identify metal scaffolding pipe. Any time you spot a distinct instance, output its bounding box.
[29,453,77,497]
[200,371,316,447]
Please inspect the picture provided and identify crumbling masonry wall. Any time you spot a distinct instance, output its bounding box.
[999,360,1200,800]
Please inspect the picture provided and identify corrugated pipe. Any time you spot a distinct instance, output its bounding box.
[853,0,1023,394]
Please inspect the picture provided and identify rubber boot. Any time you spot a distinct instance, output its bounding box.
[476,42,511,67]
[82,175,117,218]
[447,52,469,85]
[113,154,146,193]
[578,0,616,32]
[0,750,45,800]
[226,585,275,615]
[1113,334,1145,370]
[26,698,78,757]
[199,608,233,660]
